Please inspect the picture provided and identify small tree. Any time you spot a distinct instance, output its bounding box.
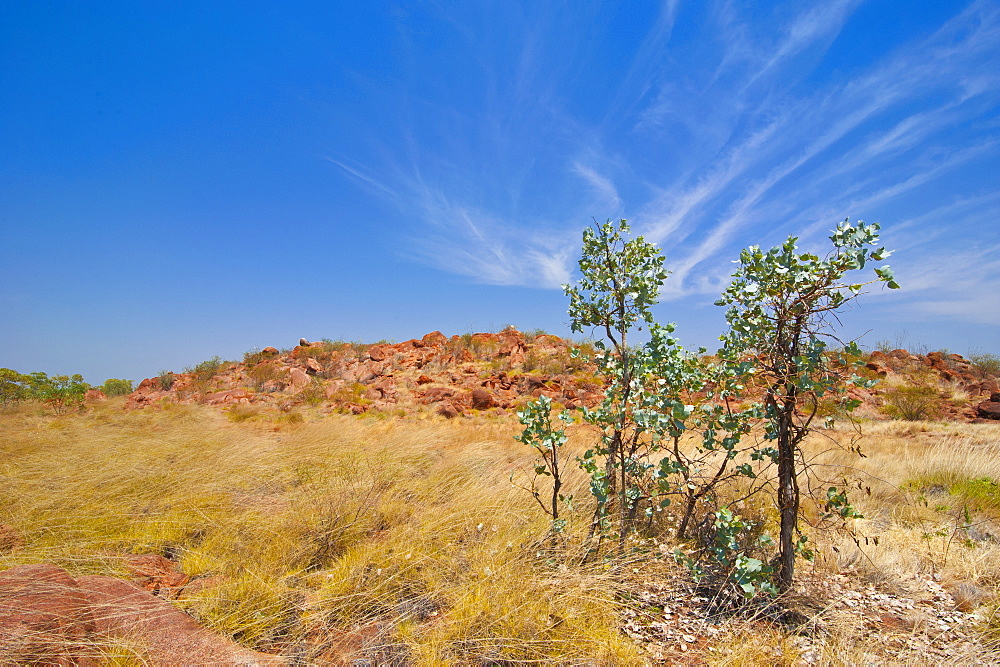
[28,372,90,415]
[0,368,31,408]
[513,395,572,529]
[558,220,759,560]
[562,219,668,541]
[716,219,896,590]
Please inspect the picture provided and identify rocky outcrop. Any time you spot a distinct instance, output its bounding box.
[123,334,998,424]
[0,563,280,664]
[126,328,600,417]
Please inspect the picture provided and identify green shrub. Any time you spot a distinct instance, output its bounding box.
[951,477,1000,511]
[881,385,939,420]
[157,371,176,391]
[101,378,134,397]
[247,361,284,391]
[969,351,1000,378]
[906,475,1000,513]
[187,356,226,383]
[297,379,328,407]
[243,347,266,366]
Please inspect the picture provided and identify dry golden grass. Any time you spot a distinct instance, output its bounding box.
[1,399,641,663]
[2,398,999,663]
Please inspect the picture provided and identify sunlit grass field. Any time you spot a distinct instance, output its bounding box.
[2,398,999,663]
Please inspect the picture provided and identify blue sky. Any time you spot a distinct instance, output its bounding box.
[2,1,998,383]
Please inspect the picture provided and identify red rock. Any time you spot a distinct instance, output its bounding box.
[205,388,253,405]
[416,375,433,385]
[437,403,459,419]
[419,387,456,404]
[977,402,1000,420]
[979,381,1000,395]
[471,333,499,346]
[261,346,279,356]
[84,389,107,402]
[521,376,549,393]
[76,574,279,663]
[0,564,96,663]
[125,554,189,599]
[373,378,397,401]
[289,367,310,391]
[136,377,158,390]
[532,334,564,346]
[470,388,496,410]
[865,361,888,376]
[422,331,448,347]
[368,345,393,362]
[304,358,324,375]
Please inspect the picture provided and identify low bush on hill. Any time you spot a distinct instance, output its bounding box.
[969,351,1000,378]
[101,378,133,397]
[882,385,941,421]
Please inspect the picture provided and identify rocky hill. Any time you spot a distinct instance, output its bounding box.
[122,328,1000,423]
[125,328,605,418]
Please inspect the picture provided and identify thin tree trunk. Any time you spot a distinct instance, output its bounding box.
[776,395,799,591]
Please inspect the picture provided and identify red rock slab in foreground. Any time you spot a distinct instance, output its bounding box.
[0,564,96,664]
[0,563,282,665]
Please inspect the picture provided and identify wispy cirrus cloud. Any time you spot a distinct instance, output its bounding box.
[333,0,1000,337]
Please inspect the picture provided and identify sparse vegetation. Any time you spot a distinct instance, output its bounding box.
[187,356,228,387]
[970,351,1000,378]
[882,385,940,421]
[101,378,133,397]
[520,218,896,599]
[156,370,176,391]
[246,360,284,391]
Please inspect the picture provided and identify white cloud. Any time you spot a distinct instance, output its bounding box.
[332,0,1000,327]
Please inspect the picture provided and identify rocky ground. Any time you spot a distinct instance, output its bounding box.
[113,329,1000,424]
[121,329,606,418]
[623,557,990,664]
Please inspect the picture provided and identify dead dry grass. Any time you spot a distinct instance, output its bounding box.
[2,399,999,663]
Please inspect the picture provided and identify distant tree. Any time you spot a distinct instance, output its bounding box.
[101,378,134,397]
[28,372,90,415]
[0,368,31,408]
